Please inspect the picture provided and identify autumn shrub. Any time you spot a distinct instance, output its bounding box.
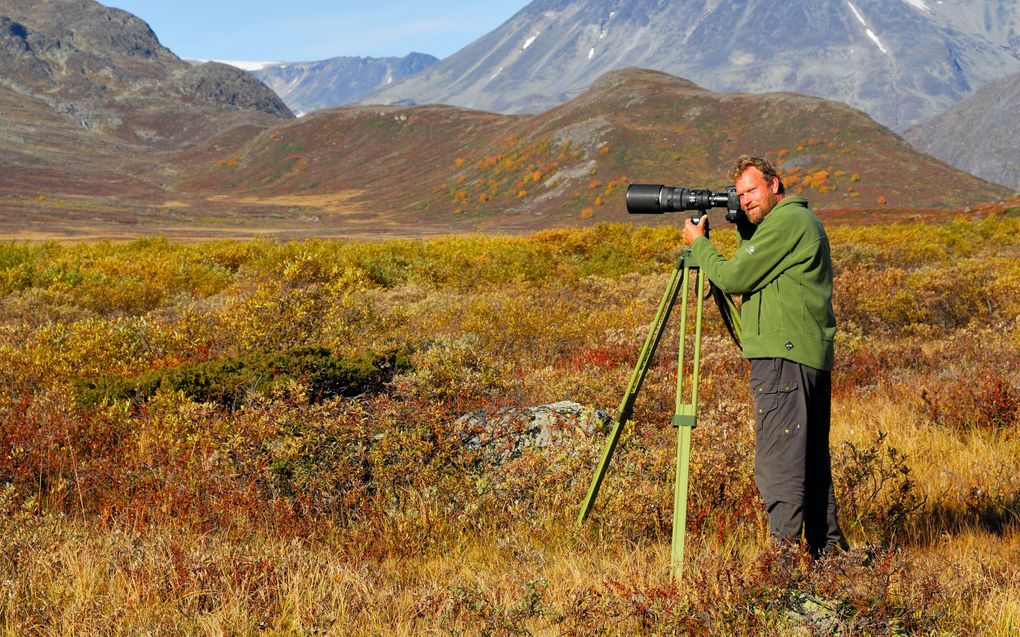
[833,431,926,545]
[920,364,1020,432]
[393,335,509,409]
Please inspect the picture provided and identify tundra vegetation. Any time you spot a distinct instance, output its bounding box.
[1,214,1019,635]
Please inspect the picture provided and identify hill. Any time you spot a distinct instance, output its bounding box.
[172,69,1010,236]
[364,0,1020,133]
[905,70,1020,190]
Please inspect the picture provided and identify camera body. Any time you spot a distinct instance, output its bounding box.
[626,184,743,224]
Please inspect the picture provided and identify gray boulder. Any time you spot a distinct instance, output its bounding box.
[457,400,611,465]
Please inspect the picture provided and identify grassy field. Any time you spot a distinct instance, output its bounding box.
[1,215,1019,635]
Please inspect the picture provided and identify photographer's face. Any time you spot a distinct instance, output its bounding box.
[735,167,781,224]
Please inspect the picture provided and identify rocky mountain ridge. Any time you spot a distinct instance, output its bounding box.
[364,0,1020,133]
[0,0,292,148]
[906,70,1020,190]
[251,52,438,116]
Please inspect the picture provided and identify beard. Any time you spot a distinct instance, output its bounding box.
[747,191,781,224]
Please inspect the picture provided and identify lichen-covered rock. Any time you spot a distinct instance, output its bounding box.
[457,401,612,465]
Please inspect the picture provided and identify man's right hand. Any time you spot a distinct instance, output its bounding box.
[682,217,708,246]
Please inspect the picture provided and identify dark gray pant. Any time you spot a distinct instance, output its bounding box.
[750,358,847,555]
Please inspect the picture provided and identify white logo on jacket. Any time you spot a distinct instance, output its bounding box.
[745,246,756,255]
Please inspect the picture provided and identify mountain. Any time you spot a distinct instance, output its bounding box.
[0,0,292,150]
[364,0,1020,132]
[251,53,438,116]
[0,1,1012,239]
[174,69,1009,235]
[905,70,1020,190]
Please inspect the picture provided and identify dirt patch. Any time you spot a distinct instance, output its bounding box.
[235,191,367,211]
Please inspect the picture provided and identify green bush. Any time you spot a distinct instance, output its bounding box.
[74,346,412,409]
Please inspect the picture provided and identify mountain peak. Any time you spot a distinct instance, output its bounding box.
[364,0,1020,132]
[0,0,291,146]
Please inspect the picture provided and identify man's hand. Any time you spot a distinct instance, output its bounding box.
[682,216,708,246]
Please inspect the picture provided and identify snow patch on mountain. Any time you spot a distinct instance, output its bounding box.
[196,59,281,72]
[523,33,540,50]
[847,3,889,55]
[866,29,889,54]
[847,2,867,26]
[902,0,930,12]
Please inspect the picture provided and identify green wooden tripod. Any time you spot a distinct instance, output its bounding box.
[576,247,712,580]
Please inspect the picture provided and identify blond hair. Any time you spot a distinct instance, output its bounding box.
[731,155,785,195]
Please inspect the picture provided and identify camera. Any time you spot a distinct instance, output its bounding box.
[626,184,743,223]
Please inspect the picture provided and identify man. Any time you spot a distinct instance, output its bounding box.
[682,155,847,557]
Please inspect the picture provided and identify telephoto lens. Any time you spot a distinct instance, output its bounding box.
[625,184,677,214]
[626,184,743,222]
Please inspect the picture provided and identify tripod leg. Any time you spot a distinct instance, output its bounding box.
[671,265,705,578]
[577,256,687,525]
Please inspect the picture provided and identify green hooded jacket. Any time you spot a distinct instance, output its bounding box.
[690,195,835,370]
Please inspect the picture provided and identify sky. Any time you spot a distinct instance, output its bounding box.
[105,1,530,63]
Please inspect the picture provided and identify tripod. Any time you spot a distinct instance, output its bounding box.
[577,245,735,579]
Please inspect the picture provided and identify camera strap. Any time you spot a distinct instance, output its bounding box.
[708,283,742,350]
